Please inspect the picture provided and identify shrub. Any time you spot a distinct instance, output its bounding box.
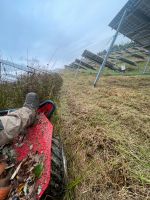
[0,72,63,109]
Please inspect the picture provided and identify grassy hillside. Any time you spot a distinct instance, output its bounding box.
[58,71,150,200]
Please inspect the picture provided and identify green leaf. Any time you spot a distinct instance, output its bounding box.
[33,164,43,178]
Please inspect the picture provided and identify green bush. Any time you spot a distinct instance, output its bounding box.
[0,72,63,109]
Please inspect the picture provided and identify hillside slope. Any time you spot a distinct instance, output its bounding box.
[59,72,150,200]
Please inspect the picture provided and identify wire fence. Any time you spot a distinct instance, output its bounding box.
[0,59,51,83]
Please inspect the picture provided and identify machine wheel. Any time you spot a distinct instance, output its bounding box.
[41,136,67,200]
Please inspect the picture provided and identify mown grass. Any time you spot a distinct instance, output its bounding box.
[59,71,150,200]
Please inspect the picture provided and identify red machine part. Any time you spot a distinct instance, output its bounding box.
[14,113,53,199]
[38,101,55,119]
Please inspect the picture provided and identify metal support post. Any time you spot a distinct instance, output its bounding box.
[143,52,150,74]
[94,9,127,87]
[75,58,82,78]
[0,62,2,81]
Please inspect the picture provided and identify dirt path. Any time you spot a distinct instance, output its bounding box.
[59,72,150,200]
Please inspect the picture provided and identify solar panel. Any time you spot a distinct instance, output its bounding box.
[109,0,150,50]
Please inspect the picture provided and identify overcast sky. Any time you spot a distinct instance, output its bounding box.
[0,0,128,68]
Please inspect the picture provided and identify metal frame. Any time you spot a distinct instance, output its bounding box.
[94,9,127,87]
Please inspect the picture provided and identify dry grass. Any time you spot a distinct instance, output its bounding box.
[59,71,150,200]
[0,72,63,109]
